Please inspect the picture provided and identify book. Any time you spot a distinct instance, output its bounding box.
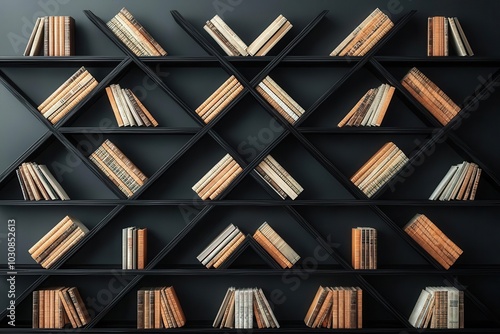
[352,227,377,269]
[33,287,89,328]
[105,84,158,127]
[429,17,473,57]
[256,155,304,200]
[24,16,74,56]
[409,286,463,328]
[16,162,70,200]
[429,161,481,200]
[137,286,185,328]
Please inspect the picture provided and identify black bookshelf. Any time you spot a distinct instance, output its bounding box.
[1,0,500,332]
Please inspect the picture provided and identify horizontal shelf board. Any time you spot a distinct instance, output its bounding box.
[1,200,499,206]
[6,265,500,276]
[0,56,126,66]
[298,127,437,134]
[58,127,200,134]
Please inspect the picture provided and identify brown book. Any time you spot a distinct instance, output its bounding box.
[137,228,147,269]
[154,288,162,328]
[356,287,363,328]
[313,288,332,327]
[49,79,98,124]
[34,224,77,263]
[469,167,481,200]
[352,228,361,269]
[21,163,42,200]
[211,231,245,268]
[89,152,134,197]
[165,286,186,327]
[351,142,396,185]
[304,286,328,327]
[40,229,84,268]
[103,139,148,182]
[204,84,244,124]
[196,76,237,115]
[254,229,292,268]
[68,287,90,325]
[255,21,293,56]
[137,290,144,329]
[198,160,237,199]
[32,290,39,328]
[338,89,373,127]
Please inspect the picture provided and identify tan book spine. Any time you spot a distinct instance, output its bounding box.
[263,77,304,117]
[304,286,326,327]
[463,164,478,200]
[154,288,162,328]
[128,89,158,126]
[89,152,134,197]
[360,149,406,194]
[196,76,236,115]
[420,215,463,257]
[247,15,285,55]
[21,163,42,200]
[116,13,160,56]
[94,147,141,193]
[39,67,86,112]
[43,289,50,328]
[29,215,70,254]
[401,79,449,126]
[357,287,363,328]
[350,142,394,185]
[105,86,124,127]
[254,165,288,199]
[208,165,243,200]
[144,290,150,329]
[201,82,241,121]
[53,16,59,56]
[352,18,394,56]
[338,89,372,127]
[258,160,297,199]
[417,217,460,265]
[137,228,147,269]
[68,287,91,325]
[405,222,451,269]
[58,288,78,328]
[103,139,148,182]
[33,224,77,263]
[193,154,231,193]
[165,287,186,326]
[456,163,475,200]
[159,289,173,328]
[351,87,379,126]
[49,16,54,56]
[107,19,144,56]
[49,289,54,328]
[352,228,361,269]
[208,231,243,268]
[110,17,149,56]
[256,85,295,124]
[204,21,239,56]
[374,85,395,126]
[255,21,293,56]
[18,166,35,200]
[469,167,481,200]
[198,160,237,199]
[41,230,84,268]
[264,155,304,194]
[49,79,98,124]
[204,84,244,124]
[101,143,145,186]
[253,230,292,268]
[339,11,385,56]
[25,163,50,200]
[213,232,245,268]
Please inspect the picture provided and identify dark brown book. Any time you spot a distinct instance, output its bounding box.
[32,291,39,328]
[137,290,144,329]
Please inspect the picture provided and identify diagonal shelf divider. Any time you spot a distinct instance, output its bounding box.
[218,234,283,269]
[367,59,500,196]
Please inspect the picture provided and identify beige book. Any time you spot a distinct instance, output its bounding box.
[105,86,124,126]
[41,229,84,268]
[204,84,244,123]
[37,164,70,200]
[209,165,243,199]
[401,79,450,126]
[31,219,73,261]
[29,18,45,56]
[247,15,286,55]
[49,16,54,56]
[107,19,144,56]
[338,89,373,127]
[255,85,295,124]
[350,142,395,185]
[196,76,236,114]
[49,79,98,124]
[29,216,70,254]
[263,76,304,117]
[53,15,59,56]
[25,162,50,200]
[193,154,232,192]
[213,232,246,268]
[110,17,149,56]
[373,85,395,126]
[21,163,42,200]
[121,88,144,126]
[258,82,298,121]
[116,13,160,56]
[32,163,58,200]
[24,17,42,56]
[204,22,238,56]
[197,160,236,199]
[258,160,298,199]
[38,67,86,112]
[338,11,385,56]
[128,89,159,126]
[363,84,388,126]
[89,152,134,197]
[201,81,241,120]
[110,84,133,126]
[206,230,243,268]
[463,163,478,200]
[211,15,248,56]
[103,139,147,182]
[351,17,394,56]
[255,21,293,56]
[264,155,304,194]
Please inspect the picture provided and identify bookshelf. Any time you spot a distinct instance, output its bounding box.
[1,0,500,332]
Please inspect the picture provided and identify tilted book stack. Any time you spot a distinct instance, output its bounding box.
[305,286,363,329]
[197,224,245,269]
[122,227,147,269]
[195,75,243,123]
[107,7,167,56]
[330,8,394,56]
[256,76,305,124]
[32,287,90,328]
[429,161,481,200]
[428,16,473,56]
[338,83,395,127]
[404,214,462,269]
[351,142,408,197]
[351,227,377,269]
[106,84,158,127]
[213,287,279,329]
[16,162,70,201]
[89,139,148,197]
[37,66,98,124]
[402,67,461,126]
[192,154,243,200]
[29,216,88,269]
[204,15,292,56]
[253,222,300,269]
[255,154,303,200]
[137,286,185,329]
[23,16,75,56]
[409,287,464,329]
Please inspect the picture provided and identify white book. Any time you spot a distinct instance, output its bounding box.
[110,84,132,126]
[361,85,385,126]
[234,289,240,328]
[122,88,144,126]
[126,227,134,269]
[201,227,240,267]
[264,76,305,116]
[429,165,458,200]
[24,17,42,56]
[132,227,137,269]
[256,21,293,56]
[447,17,467,56]
[32,163,58,200]
[196,223,235,262]
[213,287,232,327]
[259,288,279,328]
[247,15,286,56]
[122,228,127,270]
[203,24,236,56]
[258,160,298,199]
[115,84,136,126]
[211,15,248,56]
[366,84,389,126]
[440,163,464,201]
[258,82,299,121]
[409,289,431,327]
[450,161,470,200]
[193,154,232,192]
[37,164,70,200]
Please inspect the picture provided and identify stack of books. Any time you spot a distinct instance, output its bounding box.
[37,66,98,124]
[351,142,408,197]
[428,17,473,56]
[330,8,393,57]
[122,227,147,269]
[197,224,245,269]
[137,286,185,329]
[204,15,292,56]
[195,75,243,123]
[351,227,377,269]
[16,162,70,201]
[255,154,303,200]
[213,287,279,329]
[32,287,90,328]
[89,139,148,198]
[404,214,463,269]
[29,215,88,269]
[337,83,395,127]
[305,286,363,329]
[409,287,464,328]
[24,16,75,56]
[106,84,158,127]
[429,161,481,201]
[253,222,300,269]
[402,67,461,126]
[107,7,167,56]
[192,154,243,200]
[256,76,305,124]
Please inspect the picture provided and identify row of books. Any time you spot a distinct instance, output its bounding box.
[255,154,304,200]
[404,214,462,269]
[305,286,363,329]
[205,14,292,56]
[122,227,147,270]
[351,142,409,198]
[106,84,158,127]
[37,66,98,124]
[107,7,167,57]
[428,16,473,56]
[137,286,185,329]
[338,83,395,127]
[195,75,243,123]
[402,67,461,126]
[197,223,245,269]
[351,227,377,270]
[32,287,90,328]
[253,222,300,269]
[409,286,464,328]
[256,76,305,124]
[89,139,148,198]
[24,16,75,56]
[429,161,481,201]
[16,162,69,201]
[213,287,279,329]
[29,216,88,269]
[330,8,393,57]
[192,154,243,200]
